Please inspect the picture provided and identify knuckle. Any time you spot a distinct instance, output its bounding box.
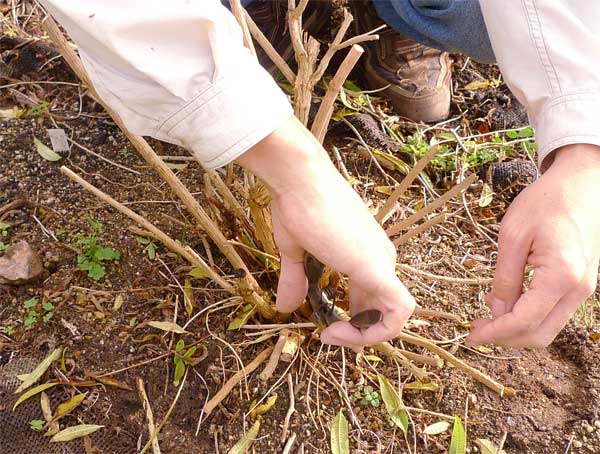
[555,255,587,288]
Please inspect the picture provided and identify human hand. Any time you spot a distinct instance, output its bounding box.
[237,116,415,351]
[468,144,600,348]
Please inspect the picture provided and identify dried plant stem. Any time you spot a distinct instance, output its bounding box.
[386,173,477,236]
[140,369,188,454]
[44,16,275,319]
[311,44,364,144]
[396,349,443,368]
[393,213,446,246]
[228,0,256,56]
[398,263,493,285]
[398,332,515,396]
[377,145,441,224]
[281,374,295,443]
[414,306,464,322]
[136,377,161,454]
[373,342,429,381]
[260,331,288,381]
[61,166,230,290]
[244,10,296,85]
[203,346,273,415]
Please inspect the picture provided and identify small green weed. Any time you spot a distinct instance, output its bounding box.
[29,419,44,431]
[353,385,381,408]
[24,102,49,118]
[22,297,55,329]
[73,218,120,281]
[136,236,158,260]
[173,339,199,386]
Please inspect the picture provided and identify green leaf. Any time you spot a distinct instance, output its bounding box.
[93,247,120,261]
[30,419,45,431]
[24,298,39,309]
[175,339,185,353]
[182,346,197,362]
[136,236,150,245]
[42,302,55,312]
[148,321,187,334]
[423,421,450,435]
[34,137,62,161]
[86,262,106,281]
[15,349,63,394]
[249,394,277,418]
[173,360,185,386]
[378,374,409,435]
[330,409,349,454]
[56,392,87,418]
[145,242,157,260]
[188,267,209,279]
[50,424,104,442]
[13,382,58,410]
[227,419,260,454]
[227,305,255,331]
[448,416,466,454]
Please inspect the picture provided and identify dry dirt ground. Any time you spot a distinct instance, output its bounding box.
[1,6,600,454]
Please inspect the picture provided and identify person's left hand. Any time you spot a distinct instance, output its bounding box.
[467,144,600,348]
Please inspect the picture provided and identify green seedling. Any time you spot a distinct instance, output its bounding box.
[22,297,55,329]
[353,385,381,408]
[29,419,44,431]
[173,339,199,386]
[136,236,158,260]
[73,222,120,281]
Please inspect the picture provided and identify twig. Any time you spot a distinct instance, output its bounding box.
[60,166,231,290]
[282,433,297,454]
[136,377,161,454]
[311,45,364,144]
[373,342,429,382]
[377,145,441,224]
[393,213,446,246]
[395,349,443,368]
[398,332,515,396]
[67,137,140,175]
[244,10,295,85]
[386,173,477,236]
[414,306,464,322]
[397,263,492,285]
[203,346,273,415]
[140,369,188,454]
[228,0,256,56]
[260,330,289,381]
[281,374,295,443]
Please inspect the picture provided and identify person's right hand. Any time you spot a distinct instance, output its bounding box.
[237,115,415,351]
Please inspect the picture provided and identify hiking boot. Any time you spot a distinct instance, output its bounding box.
[246,0,330,75]
[351,2,452,122]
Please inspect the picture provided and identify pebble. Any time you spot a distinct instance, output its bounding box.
[595,420,600,429]
[572,440,583,449]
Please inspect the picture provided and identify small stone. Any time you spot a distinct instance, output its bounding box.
[0,240,43,285]
[572,440,583,449]
[584,423,594,434]
[594,420,600,429]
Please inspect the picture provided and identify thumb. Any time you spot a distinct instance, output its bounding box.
[276,254,308,313]
[488,224,531,317]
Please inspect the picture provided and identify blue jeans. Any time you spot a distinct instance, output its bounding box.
[232,0,495,63]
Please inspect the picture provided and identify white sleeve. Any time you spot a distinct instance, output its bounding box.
[479,0,600,170]
[39,0,294,169]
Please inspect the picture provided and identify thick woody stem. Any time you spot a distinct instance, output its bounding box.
[228,0,256,56]
[311,45,364,144]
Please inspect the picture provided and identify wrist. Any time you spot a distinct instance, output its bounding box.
[550,144,600,173]
[235,115,334,197]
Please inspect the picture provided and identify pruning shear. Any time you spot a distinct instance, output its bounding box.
[304,253,383,330]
